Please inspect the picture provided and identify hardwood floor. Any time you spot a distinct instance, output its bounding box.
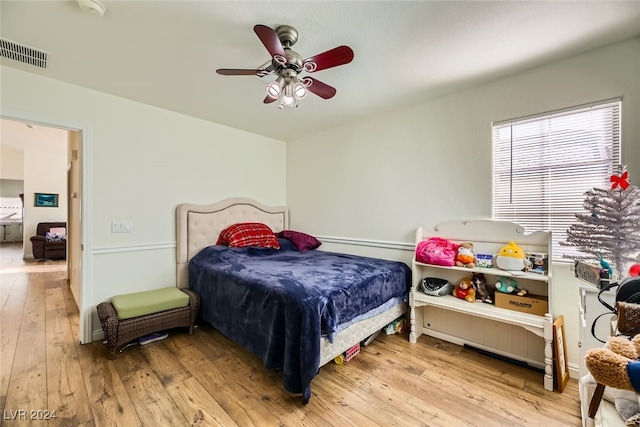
[0,242,583,426]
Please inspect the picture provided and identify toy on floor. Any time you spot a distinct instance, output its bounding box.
[334,343,360,364]
[361,330,381,347]
[453,277,476,302]
[473,272,494,304]
[383,317,407,335]
[455,242,475,268]
[139,332,168,345]
[495,241,531,275]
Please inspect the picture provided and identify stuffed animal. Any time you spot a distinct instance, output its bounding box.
[473,272,494,304]
[456,242,475,268]
[495,241,532,275]
[585,335,640,424]
[495,277,520,294]
[453,277,476,303]
[585,334,640,393]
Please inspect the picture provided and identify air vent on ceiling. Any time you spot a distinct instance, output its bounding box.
[0,38,48,69]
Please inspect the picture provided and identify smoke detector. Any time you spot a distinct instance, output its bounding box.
[77,0,106,16]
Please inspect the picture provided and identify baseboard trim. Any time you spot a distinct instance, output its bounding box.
[92,329,105,342]
[568,362,580,380]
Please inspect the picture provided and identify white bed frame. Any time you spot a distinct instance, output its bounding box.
[175,197,406,366]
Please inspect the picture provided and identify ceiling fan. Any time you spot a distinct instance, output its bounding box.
[216,25,354,109]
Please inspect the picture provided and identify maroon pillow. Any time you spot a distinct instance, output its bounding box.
[217,222,280,249]
[276,230,322,251]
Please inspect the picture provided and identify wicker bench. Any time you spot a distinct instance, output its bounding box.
[97,288,200,359]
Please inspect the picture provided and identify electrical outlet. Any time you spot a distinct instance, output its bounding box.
[111,221,133,233]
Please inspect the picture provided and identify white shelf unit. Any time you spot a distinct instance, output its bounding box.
[409,220,554,391]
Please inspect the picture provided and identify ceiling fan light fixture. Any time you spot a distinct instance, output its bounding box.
[291,77,307,99]
[280,94,296,108]
[278,81,297,108]
[292,81,307,100]
[266,76,284,99]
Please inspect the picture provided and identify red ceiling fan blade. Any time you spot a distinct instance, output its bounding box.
[254,25,286,61]
[304,77,337,99]
[302,46,354,73]
[216,69,269,76]
[263,95,278,104]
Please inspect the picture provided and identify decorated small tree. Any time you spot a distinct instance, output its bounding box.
[560,168,640,279]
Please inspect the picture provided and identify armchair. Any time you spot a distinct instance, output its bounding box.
[30,222,67,260]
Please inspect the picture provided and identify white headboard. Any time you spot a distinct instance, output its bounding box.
[175,197,289,288]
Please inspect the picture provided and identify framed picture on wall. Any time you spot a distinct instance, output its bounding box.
[34,193,59,208]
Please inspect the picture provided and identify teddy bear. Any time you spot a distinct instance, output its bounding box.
[472,272,494,304]
[453,277,476,303]
[585,334,640,393]
[455,242,475,268]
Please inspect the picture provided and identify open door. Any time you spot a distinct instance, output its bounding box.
[67,131,83,320]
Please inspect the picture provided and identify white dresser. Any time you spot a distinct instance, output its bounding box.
[578,280,623,427]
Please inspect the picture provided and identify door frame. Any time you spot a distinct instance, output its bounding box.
[1,113,92,344]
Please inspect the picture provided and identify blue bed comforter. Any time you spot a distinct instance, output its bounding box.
[188,240,410,402]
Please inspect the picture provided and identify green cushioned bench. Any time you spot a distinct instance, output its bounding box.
[97,287,200,359]
[111,287,190,320]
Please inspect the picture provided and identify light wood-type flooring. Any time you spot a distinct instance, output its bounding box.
[0,242,583,426]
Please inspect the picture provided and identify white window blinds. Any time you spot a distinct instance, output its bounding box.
[492,99,621,262]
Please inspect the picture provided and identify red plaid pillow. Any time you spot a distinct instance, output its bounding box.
[217,222,280,249]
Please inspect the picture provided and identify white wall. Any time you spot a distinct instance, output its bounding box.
[24,139,68,258]
[19,125,68,258]
[0,125,67,254]
[0,146,24,179]
[287,36,640,373]
[1,66,287,340]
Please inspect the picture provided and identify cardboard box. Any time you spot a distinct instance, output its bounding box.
[476,254,493,268]
[494,292,548,316]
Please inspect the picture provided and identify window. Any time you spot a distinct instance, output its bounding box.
[492,99,621,262]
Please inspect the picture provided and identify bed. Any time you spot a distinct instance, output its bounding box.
[176,198,410,403]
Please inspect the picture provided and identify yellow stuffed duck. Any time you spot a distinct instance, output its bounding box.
[495,241,531,276]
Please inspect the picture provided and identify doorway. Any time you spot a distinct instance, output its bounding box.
[0,117,84,342]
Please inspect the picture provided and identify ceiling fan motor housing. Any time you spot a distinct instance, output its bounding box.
[276,25,299,47]
[273,48,303,71]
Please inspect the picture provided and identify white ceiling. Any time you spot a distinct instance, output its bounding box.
[2,1,640,142]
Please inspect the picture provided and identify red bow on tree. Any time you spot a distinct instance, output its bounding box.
[611,171,630,190]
